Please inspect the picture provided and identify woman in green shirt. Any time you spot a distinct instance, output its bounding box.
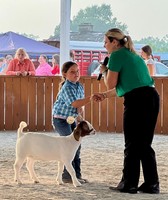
[93,28,160,194]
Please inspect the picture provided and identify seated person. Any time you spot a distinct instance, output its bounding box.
[6,48,35,76]
[51,54,60,75]
[35,54,53,76]
[0,55,13,75]
[0,57,5,72]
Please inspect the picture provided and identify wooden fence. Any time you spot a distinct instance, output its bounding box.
[0,76,168,134]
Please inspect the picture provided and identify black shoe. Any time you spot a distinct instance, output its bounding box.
[109,186,137,194]
[138,182,160,194]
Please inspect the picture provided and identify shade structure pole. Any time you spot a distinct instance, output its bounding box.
[60,0,71,70]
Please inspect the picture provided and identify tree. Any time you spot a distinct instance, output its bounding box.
[50,4,128,40]
[134,35,168,52]
[20,33,40,40]
[50,4,168,53]
[71,4,127,33]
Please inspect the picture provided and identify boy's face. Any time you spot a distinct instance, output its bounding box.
[63,64,80,83]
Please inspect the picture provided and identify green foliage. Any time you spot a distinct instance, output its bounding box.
[134,35,168,52]
[19,33,40,40]
[51,4,168,53]
[71,4,127,32]
[52,25,60,39]
[51,4,127,39]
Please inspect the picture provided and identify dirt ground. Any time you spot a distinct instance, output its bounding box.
[0,131,168,200]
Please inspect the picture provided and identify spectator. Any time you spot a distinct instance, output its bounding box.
[0,57,5,72]
[35,54,53,76]
[141,45,155,76]
[51,54,60,75]
[6,48,35,76]
[70,50,75,61]
[0,55,13,75]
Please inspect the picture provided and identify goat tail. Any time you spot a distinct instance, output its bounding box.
[17,121,27,138]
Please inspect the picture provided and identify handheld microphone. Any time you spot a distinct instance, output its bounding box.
[97,57,109,81]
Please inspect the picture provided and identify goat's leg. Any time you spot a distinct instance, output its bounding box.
[14,157,25,184]
[26,158,39,183]
[56,161,64,185]
[64,162,81,187]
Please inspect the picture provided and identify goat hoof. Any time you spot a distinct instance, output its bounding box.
[74,182,82,187]
[75,184,82,187]
[57,181,64,185]
[15,180,22,185]
[34,180,39,184]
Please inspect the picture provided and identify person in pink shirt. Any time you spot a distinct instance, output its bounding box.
[35,54,53,76]
[51,54,60,75]
[6,48,35,76]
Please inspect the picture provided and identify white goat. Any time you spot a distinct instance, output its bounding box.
[14,120,95,187]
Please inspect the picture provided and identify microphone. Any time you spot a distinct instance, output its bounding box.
[97,57,109,80]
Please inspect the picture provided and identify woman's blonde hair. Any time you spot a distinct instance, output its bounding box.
[15,48,29,59]
[105,28,136,54]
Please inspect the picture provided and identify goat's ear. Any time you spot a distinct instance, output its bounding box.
[79,121,91,137]
[80,121,89,131]
[73,128,81,141]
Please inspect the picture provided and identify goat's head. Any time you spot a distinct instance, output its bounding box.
[73,120,96,141]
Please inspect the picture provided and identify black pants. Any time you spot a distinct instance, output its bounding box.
[119,86,160,188]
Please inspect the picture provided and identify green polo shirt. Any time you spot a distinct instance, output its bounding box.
[108,47,154,97]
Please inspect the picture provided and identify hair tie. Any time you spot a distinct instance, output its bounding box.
[123,36,127,42]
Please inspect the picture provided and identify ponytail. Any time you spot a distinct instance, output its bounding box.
[105,28,137,54]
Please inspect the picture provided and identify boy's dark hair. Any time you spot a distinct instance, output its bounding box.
[59,61,77,90]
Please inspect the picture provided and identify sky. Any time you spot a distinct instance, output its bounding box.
[0,0,168,41]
